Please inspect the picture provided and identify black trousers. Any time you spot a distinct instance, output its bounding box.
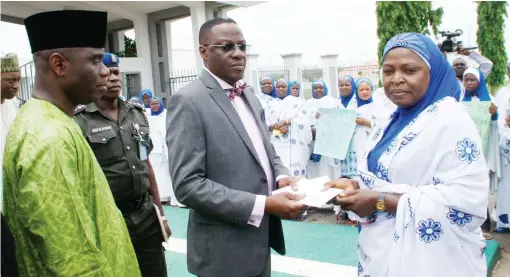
[1,214,19,277]
[481,209,492,231]
[125,211,167,277]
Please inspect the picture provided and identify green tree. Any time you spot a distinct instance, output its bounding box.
[476,1,508,91]
[376,2,443,63]
[114,36,137,58]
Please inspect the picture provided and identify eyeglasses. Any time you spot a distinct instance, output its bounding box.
[201,44,249,53]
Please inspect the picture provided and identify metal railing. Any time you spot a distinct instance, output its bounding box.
[257,66,290,81]
[302,66,323,82]
[338,60,380,86]
[168,69,198,95]
[18,60,35,107]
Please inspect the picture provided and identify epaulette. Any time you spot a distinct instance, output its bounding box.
[129,101,146,113]
[73,104,87,115]
[127,101,150,125]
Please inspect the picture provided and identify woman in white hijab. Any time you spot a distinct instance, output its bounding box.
[148,97,184,207]
[300,80,339,179]
[494,63,510,233]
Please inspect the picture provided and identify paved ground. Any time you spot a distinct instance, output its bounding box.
[163,206,509,277]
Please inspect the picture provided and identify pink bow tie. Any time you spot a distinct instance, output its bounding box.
[226,83,247,101]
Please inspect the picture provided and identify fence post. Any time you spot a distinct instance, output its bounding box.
[244,53,260,92]
[320,54,339,99]
[281,53,303,94]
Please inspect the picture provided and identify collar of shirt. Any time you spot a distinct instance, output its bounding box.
[204,67,245,92]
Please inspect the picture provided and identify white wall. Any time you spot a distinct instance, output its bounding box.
[119,57,153,90]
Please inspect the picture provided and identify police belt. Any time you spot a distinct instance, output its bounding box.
[118,191,149,215]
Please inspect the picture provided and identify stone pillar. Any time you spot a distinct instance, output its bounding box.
[281,53,303,97]
[117,30,126,52]
[133,17,155,93]
[190,2,207,71]
[244,53,260,91]
[321,54,339,98]
[165,20,173,73]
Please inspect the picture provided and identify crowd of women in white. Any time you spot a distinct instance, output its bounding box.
[252,56,510,231]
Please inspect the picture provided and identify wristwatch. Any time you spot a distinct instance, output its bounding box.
[375,192,387,212]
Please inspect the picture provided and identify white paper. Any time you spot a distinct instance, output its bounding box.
[272,176,343,207]
[153,204,170,251]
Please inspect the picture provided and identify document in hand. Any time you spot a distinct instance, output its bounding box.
[153,204,170,251]
[272,176,343,207]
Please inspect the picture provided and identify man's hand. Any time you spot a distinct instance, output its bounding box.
[265,192,306,219]
[279,125,289,135]
[323,178,360,192]
[163,220,172,238]
[336,189,379,218]
[456,48,471,56]
[489,103,498,116]
[277,177,298,190]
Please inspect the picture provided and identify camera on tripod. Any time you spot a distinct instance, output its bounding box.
[438,29,477,53]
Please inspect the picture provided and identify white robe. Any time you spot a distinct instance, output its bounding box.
[354,97,488,277]
[300,96,339,178]
[148,109,184,207]
[460,95,501,192]
[495,86,510,228]
[270,96,312,178]
[1,97,19,209]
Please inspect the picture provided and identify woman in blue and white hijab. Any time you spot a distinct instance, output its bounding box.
[270,79,311,179]
[463,67,501,191]
[256,76,281,128]
[326,33,488,277]
[288,80,301,97]
[141,89,153,114]
[332,77,375,180]
[300,80,339,178]
[256,76,276,110]
[331,78,376,221]
[338,75,358,109]
[148,97,184,207]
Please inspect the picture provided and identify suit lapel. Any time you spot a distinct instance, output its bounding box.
[202,71,265,169]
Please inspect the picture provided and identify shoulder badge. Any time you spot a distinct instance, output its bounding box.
[73,104,86,115]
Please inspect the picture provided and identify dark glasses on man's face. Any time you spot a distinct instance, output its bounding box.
[202,44,248,52]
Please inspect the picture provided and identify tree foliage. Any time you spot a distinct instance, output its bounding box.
[476,1,508,90]
[376,2,443,63]
[114,36,137,58]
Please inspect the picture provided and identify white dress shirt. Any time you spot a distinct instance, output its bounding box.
[204,68,287,227]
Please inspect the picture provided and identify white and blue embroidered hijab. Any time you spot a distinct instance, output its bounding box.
[367,32,461,174]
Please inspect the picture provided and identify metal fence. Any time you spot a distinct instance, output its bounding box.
[338,60,380,87]
[257,66,289,81]
[302,66,323,82]
[168,69,198,95]
[18,61,36,107]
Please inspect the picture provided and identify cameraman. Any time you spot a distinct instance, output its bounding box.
[452,47,493,101]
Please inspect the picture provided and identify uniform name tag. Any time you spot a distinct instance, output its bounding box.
[91,126,113,133]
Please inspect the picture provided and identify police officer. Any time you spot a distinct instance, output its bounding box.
[75,53,171,277]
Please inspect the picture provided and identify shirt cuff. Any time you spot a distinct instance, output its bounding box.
[276,175,289,182]
[248,195,266,228]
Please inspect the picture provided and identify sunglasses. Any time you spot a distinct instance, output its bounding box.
[202,44,249,53]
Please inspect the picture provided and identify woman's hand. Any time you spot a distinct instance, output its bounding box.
[489,103,498,116]
[323,178,360,192]
[506,115,510,127]
[355,118,371,128]
[337,189,379,218]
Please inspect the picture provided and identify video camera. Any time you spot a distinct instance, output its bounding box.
[438,29,477,53]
